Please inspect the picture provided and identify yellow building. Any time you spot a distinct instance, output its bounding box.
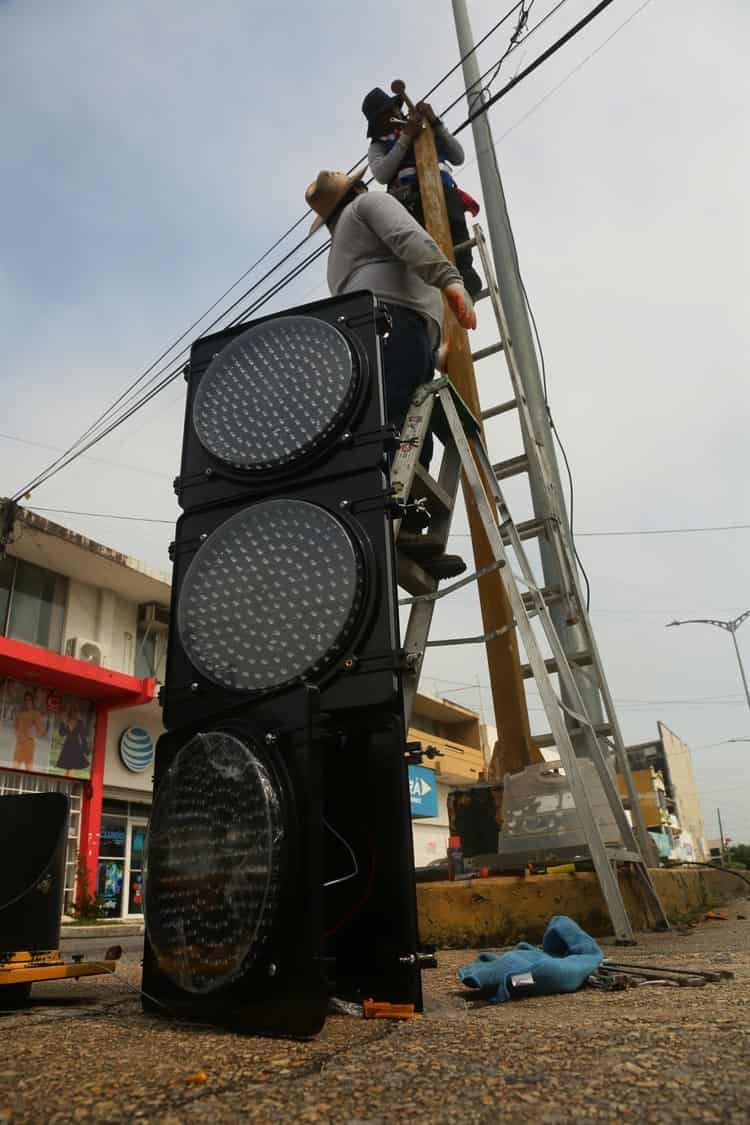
[407,692,486,867]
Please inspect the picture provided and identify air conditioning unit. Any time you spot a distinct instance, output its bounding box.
[65,637,106,666]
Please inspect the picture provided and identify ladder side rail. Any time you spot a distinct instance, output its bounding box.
[548,516,663,868]
[471,408,671,930]
[390,384,439,537]
[437,387,635,942]
[401,432,464,730]
[476,228,662,880]
[466,416,671,932]
[472,432,649,858]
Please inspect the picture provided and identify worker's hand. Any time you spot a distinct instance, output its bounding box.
[404,111,424,140]
[444,284,477,330]
[416,101,439,126]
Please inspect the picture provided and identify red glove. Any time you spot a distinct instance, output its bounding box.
[444,284,477,330]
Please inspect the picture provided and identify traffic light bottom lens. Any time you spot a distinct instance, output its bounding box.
[144,732,284,994]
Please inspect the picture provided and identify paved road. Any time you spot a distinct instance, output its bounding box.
[5,898,750,1123]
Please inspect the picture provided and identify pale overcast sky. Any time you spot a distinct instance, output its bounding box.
[3,1,748,839]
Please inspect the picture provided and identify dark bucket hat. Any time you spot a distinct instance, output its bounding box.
[361,87,401,138]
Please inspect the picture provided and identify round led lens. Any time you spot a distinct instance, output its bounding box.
[193,315,359,471]
[177,499,365,693]
[144,732,284,994]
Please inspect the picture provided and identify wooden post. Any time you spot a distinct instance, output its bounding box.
[412,120,542,777]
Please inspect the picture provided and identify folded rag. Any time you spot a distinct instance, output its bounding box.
[457,915,603,1003]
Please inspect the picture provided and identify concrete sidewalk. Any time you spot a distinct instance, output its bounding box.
[3,898,749,1123]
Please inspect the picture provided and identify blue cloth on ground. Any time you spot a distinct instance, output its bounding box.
[457,915,603,1004]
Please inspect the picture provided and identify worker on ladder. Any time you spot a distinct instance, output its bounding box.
[305,165,475,580]
[362,86,483,299]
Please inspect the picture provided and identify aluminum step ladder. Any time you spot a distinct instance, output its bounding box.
[391,377,669,943]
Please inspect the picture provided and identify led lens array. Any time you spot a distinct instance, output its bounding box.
[193,315,358,471]
[178,499,365,693]
[144,732,283,994]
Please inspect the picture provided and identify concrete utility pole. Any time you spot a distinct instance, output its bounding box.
[409,100,540,775]
[451,0,607,753]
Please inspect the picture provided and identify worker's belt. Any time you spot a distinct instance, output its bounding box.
[395,163,457,190]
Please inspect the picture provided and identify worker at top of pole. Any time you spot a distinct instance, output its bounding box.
[361,86,483,300]
[304,166,476,581]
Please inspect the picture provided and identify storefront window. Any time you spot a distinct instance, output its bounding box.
[0,556,13,634]
[128,824,146,914]
[1,558,67,652]
[98,800,150,918]
[99,814,126,858]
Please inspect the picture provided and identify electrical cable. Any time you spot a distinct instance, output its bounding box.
[323,817,359,889]
[668,861,750,890]
[454,0,621,136]
[437,0,571,121]
[10,4,528,502]
[24,505,750,539]
[12,0,623,500]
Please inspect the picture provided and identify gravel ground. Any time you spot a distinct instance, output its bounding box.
[2,896,749,1124]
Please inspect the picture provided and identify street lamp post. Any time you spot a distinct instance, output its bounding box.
[666,611,750,715]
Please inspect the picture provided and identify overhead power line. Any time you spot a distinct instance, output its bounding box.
[454,0,620,136]
[25,507,750,541]
[11,0,626,501]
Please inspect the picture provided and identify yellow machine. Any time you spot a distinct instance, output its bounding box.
[0,949,116,1007]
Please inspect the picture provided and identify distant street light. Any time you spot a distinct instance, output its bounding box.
[667,611,750,717]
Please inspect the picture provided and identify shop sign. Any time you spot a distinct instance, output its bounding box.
[119,726,155,773]
[408,765,438,818]
[0,676,95,780]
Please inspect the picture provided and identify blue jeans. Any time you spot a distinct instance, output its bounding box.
[381,303,434,468]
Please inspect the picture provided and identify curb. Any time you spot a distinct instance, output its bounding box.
[60,923,145,939]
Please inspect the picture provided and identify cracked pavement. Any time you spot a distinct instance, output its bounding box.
[2,896,749,1123]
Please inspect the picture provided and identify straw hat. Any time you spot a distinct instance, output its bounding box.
[305,166,367,234]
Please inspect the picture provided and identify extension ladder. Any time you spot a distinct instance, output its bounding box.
[391,224,670,942]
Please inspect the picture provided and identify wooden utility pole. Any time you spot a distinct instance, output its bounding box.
[409,110,541,777]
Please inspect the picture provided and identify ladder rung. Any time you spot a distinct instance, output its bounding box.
[481,398,517,420]
[493,453,529,481]
[532,722,612,750]
[453,237,476,253]
[608,850,643,864]
[510,518,545,544]
[520,586,562,612]
[520,650,593,680]
[471,342,504,363]
[410,463,453,512]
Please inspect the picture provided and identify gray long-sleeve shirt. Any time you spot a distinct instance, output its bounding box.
[327,191,462,348]
[368,125,465,186]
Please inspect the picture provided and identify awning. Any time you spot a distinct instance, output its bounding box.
[0,637,156,708]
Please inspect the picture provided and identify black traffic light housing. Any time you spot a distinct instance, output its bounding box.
[144,292,422,1036]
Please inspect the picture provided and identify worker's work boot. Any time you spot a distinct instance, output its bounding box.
[398,532,467,581]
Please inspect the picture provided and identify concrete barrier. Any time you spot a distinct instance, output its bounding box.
[417,866,745,948]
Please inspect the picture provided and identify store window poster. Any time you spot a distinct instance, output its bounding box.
[0,676,95,780]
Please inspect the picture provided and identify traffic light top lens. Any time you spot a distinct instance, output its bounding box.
[144,731,284,995]
[193,315,360,472]
[177,498,366,694]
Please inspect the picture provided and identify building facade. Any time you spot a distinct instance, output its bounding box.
[619,723,708,861]
[1,507,495,915]
[0,508,169,917]
[406,692,487,867]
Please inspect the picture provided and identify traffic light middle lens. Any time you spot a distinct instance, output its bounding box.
[177,498,365,693]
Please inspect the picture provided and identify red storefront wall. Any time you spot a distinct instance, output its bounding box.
[0,636,155,896]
